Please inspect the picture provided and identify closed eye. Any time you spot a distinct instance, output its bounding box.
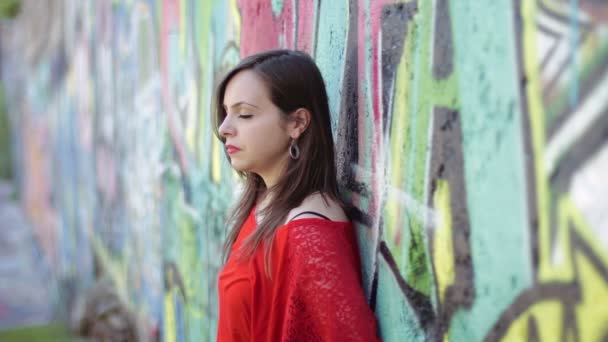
[239,114,253,119]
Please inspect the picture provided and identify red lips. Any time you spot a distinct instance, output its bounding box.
[225,144,241,154]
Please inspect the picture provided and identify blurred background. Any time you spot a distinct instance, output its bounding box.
[0,0,607,341]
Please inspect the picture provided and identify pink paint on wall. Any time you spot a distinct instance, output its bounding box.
[238,0,296,57]
[160,0,190,175]
[355,0,392,220]
[369,0,392,220]
[21,113,58,267]
[296,0,316,53]
[160,0,180,109]
[237,0,316,56]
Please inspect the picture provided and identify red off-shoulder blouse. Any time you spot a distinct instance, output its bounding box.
[217,207,381,341]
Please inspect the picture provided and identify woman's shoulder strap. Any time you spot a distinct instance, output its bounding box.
[288,211,331,222]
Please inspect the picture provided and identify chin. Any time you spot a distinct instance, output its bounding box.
[230,160,251,173]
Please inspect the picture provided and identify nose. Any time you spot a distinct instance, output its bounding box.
[218,116,235,138]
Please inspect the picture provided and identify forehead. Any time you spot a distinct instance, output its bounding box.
[223,70,270,107]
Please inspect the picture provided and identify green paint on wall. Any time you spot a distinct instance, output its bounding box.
[314,0,348,132]
[0,87,12,179]
[449,1,533,340]
[375,254,426,342]
[271,0,284,17]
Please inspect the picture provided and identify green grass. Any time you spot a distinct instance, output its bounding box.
[0,0,21,18]
[0,323,79,342]
[0,85,12,180]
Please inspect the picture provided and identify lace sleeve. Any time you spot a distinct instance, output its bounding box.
[281,221,381,342]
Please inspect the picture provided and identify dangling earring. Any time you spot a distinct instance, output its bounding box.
[289,139,300,160]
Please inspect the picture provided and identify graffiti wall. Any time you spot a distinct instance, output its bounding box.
[1,0,607,341]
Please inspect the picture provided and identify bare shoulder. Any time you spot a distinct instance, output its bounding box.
[285,192,349,223]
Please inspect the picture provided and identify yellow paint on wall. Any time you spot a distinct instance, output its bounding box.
[432,179,455,304]
[522,0,554,282]
[212,136,222,183]
[202,0,242,180]
[517,0,608,291]
[521,0,608,286]
[562,197,608,341]
[580,33,598,65]
[163,294,177,342]
[501,242,608,341]
[501,196,608,341]
[179,0,186,54]
[502,302,563,341]
[565,197,608,263]
[574,249,608,341]
[185,79,198,153]
[87,230,128,304]
[550,196,576,281]
[229,0,241,43]
[525,189,608,284]
[386,29,413,248]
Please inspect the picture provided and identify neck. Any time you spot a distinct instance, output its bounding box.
[257,155,289,190]
[255,190,273,223]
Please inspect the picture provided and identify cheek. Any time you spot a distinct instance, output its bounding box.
[249,118,289,149]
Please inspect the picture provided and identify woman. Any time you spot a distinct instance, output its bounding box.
[214,49,381,341]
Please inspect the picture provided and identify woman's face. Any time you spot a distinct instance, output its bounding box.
[219,70,292,182]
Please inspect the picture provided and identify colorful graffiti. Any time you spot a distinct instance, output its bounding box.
[1,0,607,341]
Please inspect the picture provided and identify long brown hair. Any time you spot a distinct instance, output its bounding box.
[213,49,344,275]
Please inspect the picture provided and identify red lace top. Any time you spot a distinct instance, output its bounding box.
[217,207,381,341]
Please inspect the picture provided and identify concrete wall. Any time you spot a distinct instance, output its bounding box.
[1,0,607,341]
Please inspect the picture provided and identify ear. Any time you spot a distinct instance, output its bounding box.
[287,108,311,139]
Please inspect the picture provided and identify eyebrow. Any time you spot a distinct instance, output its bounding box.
[223,101,259,110]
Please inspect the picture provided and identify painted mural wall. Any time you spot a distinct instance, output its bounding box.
[1,0,607,341]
